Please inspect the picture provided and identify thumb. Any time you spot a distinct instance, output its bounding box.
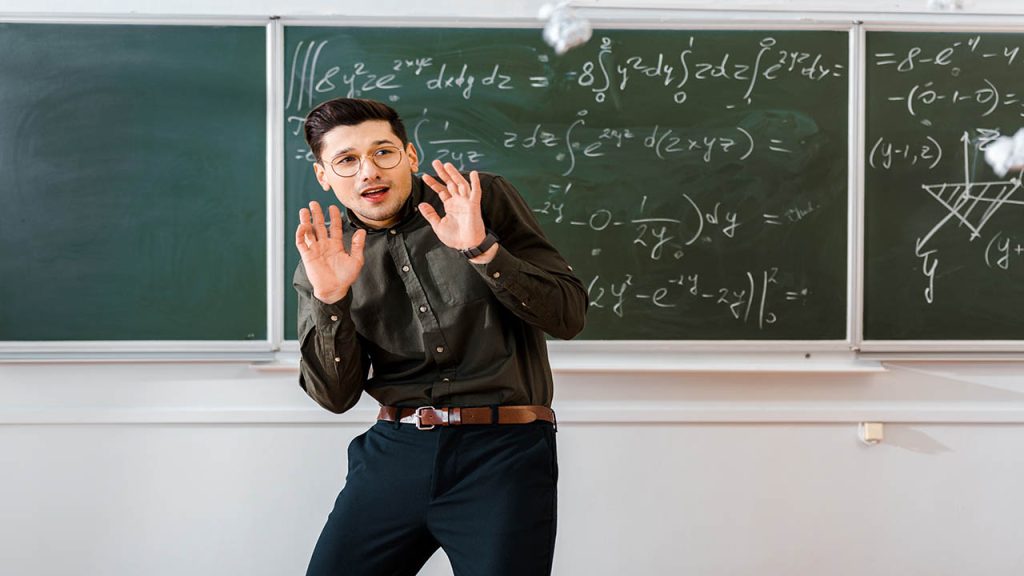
[349,229,367,262]
[295,223,311,253]
[418,203,442,228]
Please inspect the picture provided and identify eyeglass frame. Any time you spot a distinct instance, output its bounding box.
[322,145,406,178]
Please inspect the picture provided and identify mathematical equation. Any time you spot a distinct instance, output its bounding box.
[498,116,801,177]
[283,31,847,330]
[533,189,819,248]
[569,35,841,107]
[873,34,1024,121]
[586,267,810,329]
[288,105,814,179]
[285,34,844,116]
[288,105,828,326]
[869,34,1024,307]
[529,181,821,326]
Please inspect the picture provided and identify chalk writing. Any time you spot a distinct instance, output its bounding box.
[284,29,849,337]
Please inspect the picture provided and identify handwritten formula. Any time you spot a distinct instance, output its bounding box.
[285,27,850,339]
[866,31,1024,340]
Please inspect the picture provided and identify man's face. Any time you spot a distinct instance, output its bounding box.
[313,119,419,229]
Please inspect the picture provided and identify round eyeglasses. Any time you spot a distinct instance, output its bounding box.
[327,146,404,178]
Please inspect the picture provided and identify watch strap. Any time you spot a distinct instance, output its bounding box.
[458,231,499,259]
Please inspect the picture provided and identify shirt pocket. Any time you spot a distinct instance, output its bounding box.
[422,244,492,306]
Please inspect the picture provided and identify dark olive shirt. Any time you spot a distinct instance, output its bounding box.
[294,172,588,414]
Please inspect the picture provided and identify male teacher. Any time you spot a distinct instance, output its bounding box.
[293,97,588,575]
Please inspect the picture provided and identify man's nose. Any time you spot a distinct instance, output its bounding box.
[359,157,383,180]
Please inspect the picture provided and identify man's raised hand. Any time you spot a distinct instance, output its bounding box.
[295,201,366,304]
[418,160,487,250]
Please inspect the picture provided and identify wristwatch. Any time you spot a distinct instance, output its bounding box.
[458,231,499,259]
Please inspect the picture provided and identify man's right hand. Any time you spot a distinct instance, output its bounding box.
[295,201,366,304]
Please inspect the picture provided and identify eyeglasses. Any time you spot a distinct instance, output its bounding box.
[326,145,404,178]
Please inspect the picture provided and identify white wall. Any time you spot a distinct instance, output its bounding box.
[4,364,1024,575]
[4,1,1024,575]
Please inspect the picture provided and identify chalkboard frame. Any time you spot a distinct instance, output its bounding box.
[858,22,1024,354]
[0,16,276,361]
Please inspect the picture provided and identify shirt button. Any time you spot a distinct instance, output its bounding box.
[436,346,445,353]
[492,272,501,279]
[521,302,527,307]
[401,265,410,272]
[330,315,338,321]
[442,378,450,383]
[334,357,341,363]
[389,229,397,235]
[419,305,427,313]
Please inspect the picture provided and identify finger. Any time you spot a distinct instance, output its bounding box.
[295,222,314,254]
[422,174,452,202]
[418,202,443,228]
[442,162,470,195]
[469,170,482,202]
[432,160,471,199]
[309,201,328,241]
[328,205,343,247]
[297,208,320,251]
[430,159,452,186]
[348,229,367,263]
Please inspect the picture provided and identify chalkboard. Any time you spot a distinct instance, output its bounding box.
[864,31,1024,341]
[284,26,849,340]
[0,23,267,341]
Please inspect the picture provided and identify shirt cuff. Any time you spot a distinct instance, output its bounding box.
[312,294,352,336]
[471,246,527,300]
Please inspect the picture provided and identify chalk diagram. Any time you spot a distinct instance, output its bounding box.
[914,131,1024,303]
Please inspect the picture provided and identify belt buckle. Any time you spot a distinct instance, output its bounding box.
[414,406,437,431]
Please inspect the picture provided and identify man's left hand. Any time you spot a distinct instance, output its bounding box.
[419,160,494,261]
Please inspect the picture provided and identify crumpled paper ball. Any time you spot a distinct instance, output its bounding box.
[539,2,592,55]
[984,128,1024,177]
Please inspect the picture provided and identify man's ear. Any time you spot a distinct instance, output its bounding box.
[406,142,419,173]
[313,162,331,191]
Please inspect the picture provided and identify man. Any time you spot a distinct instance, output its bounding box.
[293,97,588,576]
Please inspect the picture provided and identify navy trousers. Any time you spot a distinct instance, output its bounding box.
[306,419,559,576]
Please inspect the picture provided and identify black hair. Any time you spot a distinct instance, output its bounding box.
[303,98,409,162]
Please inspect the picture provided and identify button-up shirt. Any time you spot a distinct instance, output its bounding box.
[294,172,588,413]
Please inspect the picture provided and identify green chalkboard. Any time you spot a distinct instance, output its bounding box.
[865,31,1024,341]
[284,26,849,340]
[0,23,266,341]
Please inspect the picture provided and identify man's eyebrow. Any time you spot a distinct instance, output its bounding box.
[330,139,398,159]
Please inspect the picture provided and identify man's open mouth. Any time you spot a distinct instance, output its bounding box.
[361,186,389,201]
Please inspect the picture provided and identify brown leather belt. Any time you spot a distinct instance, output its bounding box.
[377,405,556,430]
